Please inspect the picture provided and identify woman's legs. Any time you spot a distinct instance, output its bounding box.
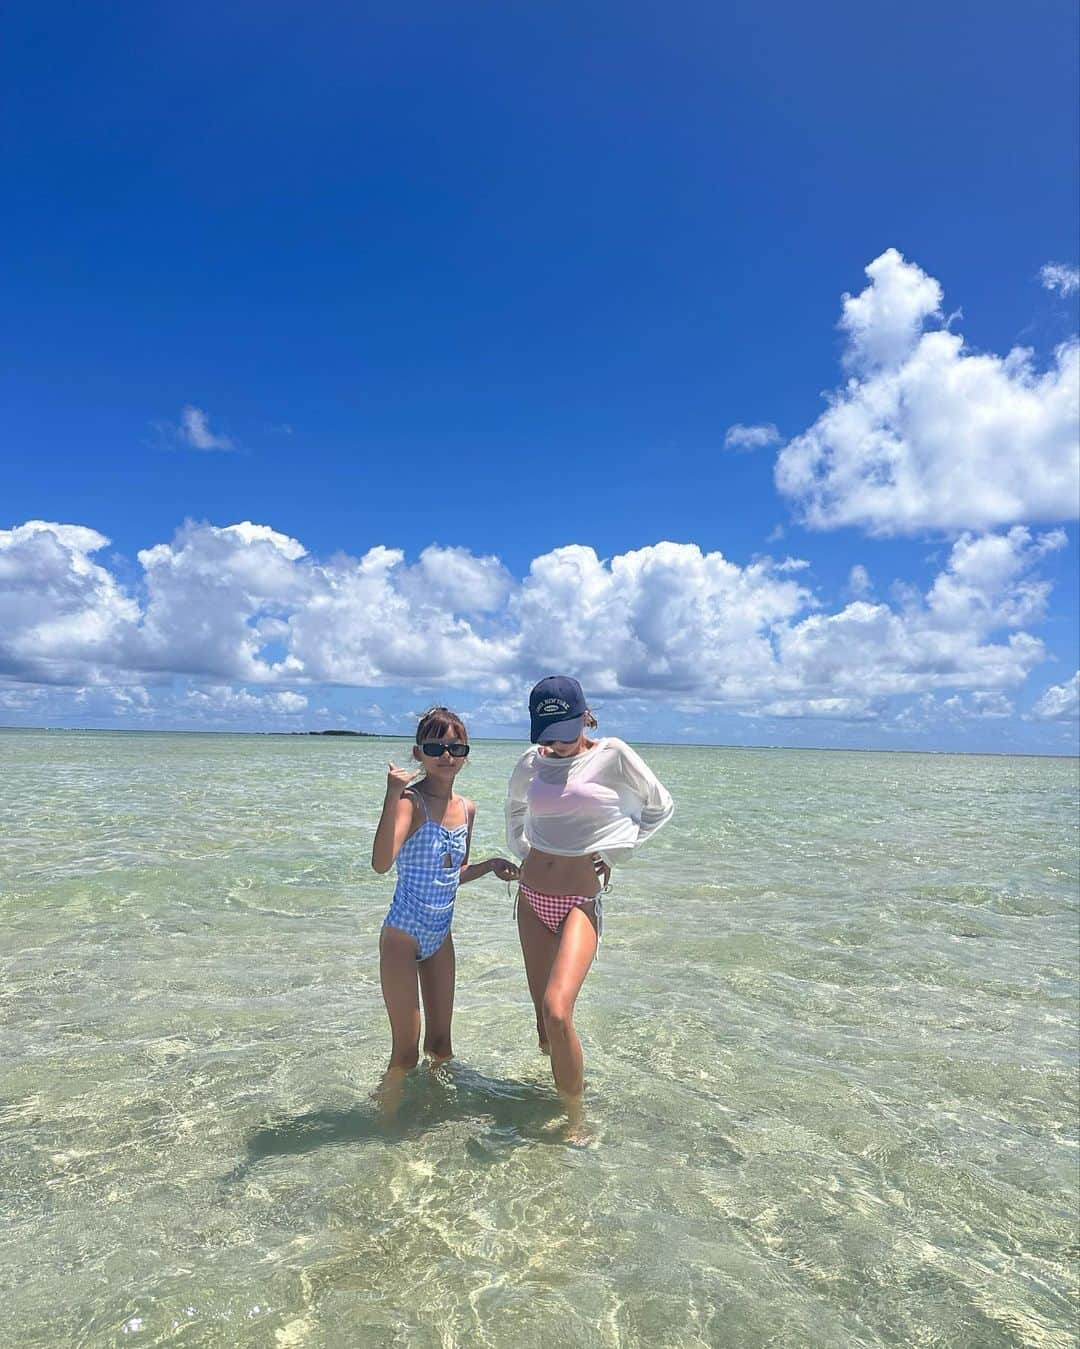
[517,895,560,1052]
[541,905,598,1101]
[418,932,455,1061]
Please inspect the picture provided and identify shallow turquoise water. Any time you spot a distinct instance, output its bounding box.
[1,730,1077,1347]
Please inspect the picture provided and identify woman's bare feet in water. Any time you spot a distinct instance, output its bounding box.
[558,1091,594,1147]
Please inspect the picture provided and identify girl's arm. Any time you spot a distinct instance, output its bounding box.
[458,799,519,884]
[459,857,519,884]
[371,763,419,873]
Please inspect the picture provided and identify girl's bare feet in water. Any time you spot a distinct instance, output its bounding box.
[373,1064,410,1120]
[424,1052,454,1083]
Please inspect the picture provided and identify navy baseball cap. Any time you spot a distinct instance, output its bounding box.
[529,675,587,744]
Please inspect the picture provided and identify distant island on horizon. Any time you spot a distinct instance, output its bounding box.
[295,729,380,737]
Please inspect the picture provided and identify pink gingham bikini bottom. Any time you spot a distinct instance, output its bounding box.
[515,883,604,957]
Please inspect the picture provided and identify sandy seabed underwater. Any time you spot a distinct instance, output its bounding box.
[1,729,1077,1348]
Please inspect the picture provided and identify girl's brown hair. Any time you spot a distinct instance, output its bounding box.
[415,706,468,744]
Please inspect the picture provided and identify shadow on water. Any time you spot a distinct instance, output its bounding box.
[225,1062,568,1182]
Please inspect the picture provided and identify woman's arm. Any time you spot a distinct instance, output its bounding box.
[504,751,533,862]
[371,763,419,873]
[617,742,674,846]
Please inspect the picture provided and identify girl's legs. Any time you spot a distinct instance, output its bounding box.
[517,895,560,1052]
[418,932,455,1061]
[541,905,598,1102]
[379,925,422,1070]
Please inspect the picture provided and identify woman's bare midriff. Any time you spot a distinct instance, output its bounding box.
[520,848,600,897]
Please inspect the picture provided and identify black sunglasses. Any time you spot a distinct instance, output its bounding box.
[419,742,470,759]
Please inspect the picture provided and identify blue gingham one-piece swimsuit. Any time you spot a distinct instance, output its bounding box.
[383,791,469,960]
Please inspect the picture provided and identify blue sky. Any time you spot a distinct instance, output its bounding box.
[2,2,1078,751]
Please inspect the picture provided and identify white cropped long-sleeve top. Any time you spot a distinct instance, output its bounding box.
[505,737,674,866]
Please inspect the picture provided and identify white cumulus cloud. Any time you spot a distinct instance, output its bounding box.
[185,685,307,715]
[755,696,880,721]
[0,521,141,685]
[0,518,1069,725]
[180,405,233,451]
[150,405,236,452]
[848,564,872,596]
[724,423,781,451]
[775,248,1080,535]
[923,527,1065,632]
[1041,263,1080,298]
[513,541,812,699]
[970,691,1014,718]
[774,528,1063,701]
[1030,671,1080,722]
[136,521,311,682]
[839,246,944,370]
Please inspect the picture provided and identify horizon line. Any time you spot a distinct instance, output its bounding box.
[1,724,1076,760]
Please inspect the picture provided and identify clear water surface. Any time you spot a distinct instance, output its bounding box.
[1,730,1077,1348]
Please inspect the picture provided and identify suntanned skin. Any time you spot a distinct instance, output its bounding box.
[516,731,611,1124]
[371,734,518,1114]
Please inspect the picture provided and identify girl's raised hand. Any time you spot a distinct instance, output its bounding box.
[490,857,519,882]
[385,762,416,797]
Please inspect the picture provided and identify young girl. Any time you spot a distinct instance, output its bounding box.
[505,676,674,1112]
[371,707,518,1095]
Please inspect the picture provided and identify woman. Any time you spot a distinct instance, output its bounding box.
[505,676,674,1113]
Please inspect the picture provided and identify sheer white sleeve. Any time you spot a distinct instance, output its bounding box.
[616,740,674,847]
[504,750,534,861]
